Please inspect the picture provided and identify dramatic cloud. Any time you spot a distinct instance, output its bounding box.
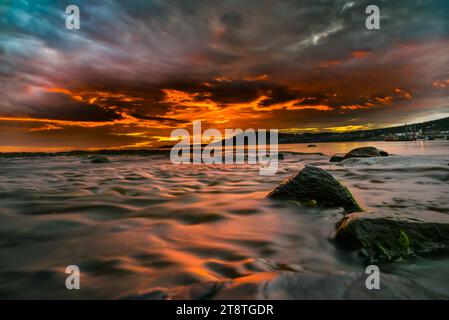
[0,0,448,150]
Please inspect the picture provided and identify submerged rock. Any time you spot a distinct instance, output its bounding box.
[165,269,446,300]
[343,146,388,159]
[267,166,363,214]
[330,147,388,162]
[329,154,345,162]
[264,271,446,299]
[334,211,449,262]
[88,155,110,164]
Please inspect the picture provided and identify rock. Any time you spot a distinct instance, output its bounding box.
[88,155,110,164]
[267,166,363,214]
[329,154,345,162]
[303,199,317,207]
[263,271,445,299]
[334,211,449,262]
[330,147,389,162]
[174,269,445,299]
[343,146,387,160]
[308,144,317,147]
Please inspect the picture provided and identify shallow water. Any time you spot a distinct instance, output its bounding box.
[0,141,449,299]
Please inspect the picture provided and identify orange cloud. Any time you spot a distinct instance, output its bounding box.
[375,96,394,105]
[341,105,367,110]
[296,105,333,111]
[341,102,375,110]
[280,127,320,133]
[317,60,341,68]
[432,79,449,88]
[325,124,372,132]
[0,116,112,128]
[243,74,269,81]
[45,87,144,107]
[352,51,371,59]
[316,51,371,69]
[394,88,412,99]
[28,124,63,132]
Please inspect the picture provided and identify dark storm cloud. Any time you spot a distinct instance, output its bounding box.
[0,91,121,122]
[130,113,188,125]
[195,80,297,105]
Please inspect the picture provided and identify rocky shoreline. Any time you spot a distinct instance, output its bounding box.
[268,146,449,263]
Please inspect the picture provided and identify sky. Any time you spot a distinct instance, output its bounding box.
[1,0,449,151]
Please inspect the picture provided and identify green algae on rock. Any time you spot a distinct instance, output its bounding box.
[334,211,449,262]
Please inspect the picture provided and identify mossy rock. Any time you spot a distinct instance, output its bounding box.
[335,211,449,262]
[267,166,363,214]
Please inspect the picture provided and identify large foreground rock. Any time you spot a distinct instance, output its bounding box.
[335,211,449,262]
[330,146,388,162]
[267,166,363,214]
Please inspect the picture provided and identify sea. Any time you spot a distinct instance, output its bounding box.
[0,140,448,299]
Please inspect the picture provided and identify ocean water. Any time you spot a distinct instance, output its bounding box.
[0,141,448,299]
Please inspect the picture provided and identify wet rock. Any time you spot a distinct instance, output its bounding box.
[123,289,170,300]
[330,147,388,162]
[255,258,304,272]
[172,282,227,300]
[264,271,445,299]
[343,146,388,160]
[330,154,345,162]
[241,153,283,161]
[284,151,324,156]
[172,269,447,299]
[303,199,317,207]
[88,155,110,164]
[334,211,449,262]
[267,166,363,214]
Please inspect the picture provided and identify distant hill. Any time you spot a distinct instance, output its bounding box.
[276,116,449,144]
[158,116,449,149]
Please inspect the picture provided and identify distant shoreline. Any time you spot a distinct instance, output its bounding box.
[2,116,448,156]
[1,139,447,158]
[0,149,172,158]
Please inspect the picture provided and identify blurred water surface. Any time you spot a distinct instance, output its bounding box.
[0,141,448,299]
